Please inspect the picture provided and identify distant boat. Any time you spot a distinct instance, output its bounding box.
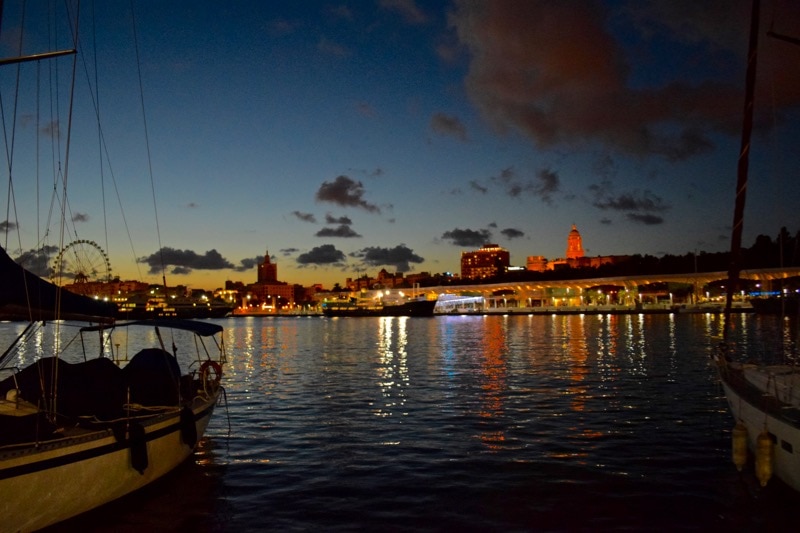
[116,293,234,319]
[714,0,800,492]
[0,5,227,530]
[321,289,437,317]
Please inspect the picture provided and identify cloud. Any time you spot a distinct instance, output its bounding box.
[593,190,670,213]
[235,256,264,272]
[316,225,362,238]
[0,220,18,233]
[430,112,468,141]
[501,228,524,239]
[590,180,670,225]
[351,244,424,272]
[138,247,235,275]
[296,244,347,265]
[448,0,795,160]
[325,213,352,225]
[14,245,59,278]
[626,213,664,225]
[380,0,428,24]
[485,166,561,203]
[316,175,380,213]
[72,212,90,223]
[441,228,492,247]
[533,168,560,204]
[280,248,299,256]
[292,211,317,223]
[469,180,488,194]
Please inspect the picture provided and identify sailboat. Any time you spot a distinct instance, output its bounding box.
[715,0,800,491]
[0,4,226,531]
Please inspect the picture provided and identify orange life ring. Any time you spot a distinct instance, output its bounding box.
[199,360,222,386]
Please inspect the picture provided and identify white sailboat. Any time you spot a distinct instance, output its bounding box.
[0,3,227,531]
[715,0,800,491]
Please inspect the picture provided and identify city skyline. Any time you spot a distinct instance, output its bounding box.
[2,1,799,291]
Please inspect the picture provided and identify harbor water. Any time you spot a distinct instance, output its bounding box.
[11,313,799,532]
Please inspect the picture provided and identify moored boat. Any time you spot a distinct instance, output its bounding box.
[0,3,227,529]
[714,0,800,491]
[0,243,227,531]
[321,289,437,317]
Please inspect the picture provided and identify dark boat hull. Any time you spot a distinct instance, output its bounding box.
[322,299,436,317]
[749,295,799,316]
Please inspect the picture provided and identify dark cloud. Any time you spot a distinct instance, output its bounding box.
[235,256,264,272]
[430,112,468,141]
[469,180,488,194]
[292,211,317,223]
[315,225,362,238]
[138,247,234,275]
[626,213,664,225]
[316,175,380,213]
[296,244,347,265]
[380,0,428,24]
[325,213,352,225]
[187,202,198,209]
[448,1,800,159]
[72,212,89,223]
[14,245,59,278]
[534,168,560,204]
[280,248,299,256]
[0,220,18,233]
[351,244,424,272]
[501,228,524,239]
[485,166,560,203]
[441,228,492,247]
[593,190,670,213]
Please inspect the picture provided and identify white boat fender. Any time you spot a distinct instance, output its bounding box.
[755,430,773,487]
[732,421,748,471]
[180,405,197,448]
[130,422,148,474]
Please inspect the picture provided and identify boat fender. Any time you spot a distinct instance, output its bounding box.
[755,430,773,487]
[180,405,197,448]
[129,422,149,474]
[732,422,748,471]
[200,360,222,387]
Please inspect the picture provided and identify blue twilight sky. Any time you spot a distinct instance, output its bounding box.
[1,0,799,290]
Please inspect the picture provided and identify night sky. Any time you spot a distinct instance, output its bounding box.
[2,0,799,290]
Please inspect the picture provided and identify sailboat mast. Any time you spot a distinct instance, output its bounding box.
[724,0,761,339]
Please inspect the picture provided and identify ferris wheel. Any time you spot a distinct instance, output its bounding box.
[52,239,112,285]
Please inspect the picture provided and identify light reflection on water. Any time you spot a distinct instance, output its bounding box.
[2,313,799,531]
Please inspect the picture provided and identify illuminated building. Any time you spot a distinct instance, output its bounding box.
[461,244,510,280]
[258,249,278,283]
[566,224,585,260]
[247,250,296,308]
[526,255,548,272]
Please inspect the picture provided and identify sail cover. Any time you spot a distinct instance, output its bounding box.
[0,245,116,322]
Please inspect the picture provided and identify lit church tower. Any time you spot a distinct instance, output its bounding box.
[257,250,278,283]
[566,224,585,260]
